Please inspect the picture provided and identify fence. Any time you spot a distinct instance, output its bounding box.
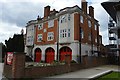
[3,52,108,79]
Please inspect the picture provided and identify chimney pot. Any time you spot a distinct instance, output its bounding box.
[89,6,94,18]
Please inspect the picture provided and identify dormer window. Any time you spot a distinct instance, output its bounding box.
[38,23,43,30]
[60,15,67,23]
[80,15,83,23]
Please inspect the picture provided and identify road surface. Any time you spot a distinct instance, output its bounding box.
[0,63,3,79]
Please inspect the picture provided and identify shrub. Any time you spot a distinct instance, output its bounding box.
[71,60,77,63]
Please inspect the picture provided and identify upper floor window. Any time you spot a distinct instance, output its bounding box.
[88,33,91,41]
[47,32,54,41]
[27,36,33,42]
[60,15,67,23]
[95,38,97,43]
[38,23,43,30]
[94,24,97,30]
[88,20,91,27]
[48,20,54,28]
[68,29,70,37]
[60,29,71,38]
[37,34,42,42]
[68,14,71,21]
[80,15,83,23]
[81,28,84,39]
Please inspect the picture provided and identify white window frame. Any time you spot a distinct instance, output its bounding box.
[68,14,71,21]
[81,28,84,39]
[60,30,63,38]
[80,15,83,23]
[48,20,54,28]
[88,33,91,41]
[68,29,70,37]
[94,24,97,30]
[88,20,91,28]
[38,23,43,30]
[60,29,71,38]
[47,32,54,41]
[37,34,42,42]
[95,38,97,43]
[60,15,67,23]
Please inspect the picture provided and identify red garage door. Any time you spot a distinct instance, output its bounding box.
[60,47,72,61]
[45,48,55,63]
[34,48,42,62]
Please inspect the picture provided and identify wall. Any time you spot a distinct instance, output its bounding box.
[24,57,108,78]
[3,52,108,79]
[26,25,35,46]
[59,13,74,43]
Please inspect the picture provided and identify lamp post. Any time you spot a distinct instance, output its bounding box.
[79,26,82,63]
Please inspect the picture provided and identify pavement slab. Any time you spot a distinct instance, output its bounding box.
[47,65,120,79]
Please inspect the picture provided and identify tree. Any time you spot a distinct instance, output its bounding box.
[5,34,24,52]
[2,43,7,62]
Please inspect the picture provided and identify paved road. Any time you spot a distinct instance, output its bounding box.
[0,63,3,79]
[47,65,120,79]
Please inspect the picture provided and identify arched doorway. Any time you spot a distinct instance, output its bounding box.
[45,47,55,63]
[60,46,72,61]
[34,48,42,62]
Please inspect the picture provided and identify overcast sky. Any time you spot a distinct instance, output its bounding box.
[0,0,109,45]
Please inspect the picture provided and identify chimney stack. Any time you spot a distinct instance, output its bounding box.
[81,0,88,14]
[89,6,94,18]
[44,5,50,18]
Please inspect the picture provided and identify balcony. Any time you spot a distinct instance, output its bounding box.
[109,37,116,40]
[110,48,120,52]
[108,44,117,48]
[108,22,115,28]
[109,27,118,34]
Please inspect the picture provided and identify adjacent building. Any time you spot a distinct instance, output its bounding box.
[101,0,120,58]
[25,0,102,63]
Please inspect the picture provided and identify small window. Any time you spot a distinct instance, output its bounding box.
[95,38,97,43]
[60,15,67,23]
[38,23,43,30]
[63,34,64,38]
[65,33,67,37]
[47,32,54,41]
[88,20,91,27]
[68,14,71,21]
[80,15,83,23]
[81,28,84,39]
[88,33,91,41]
[60,29,71,38]
[60,30,63,38]
[37,34,42,42]
[95,24,97,30]
[68,29,70,37]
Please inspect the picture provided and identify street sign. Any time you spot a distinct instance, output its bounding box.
[7,52,13,65]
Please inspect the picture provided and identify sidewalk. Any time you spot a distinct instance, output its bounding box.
[47,65,120,79]
[0,63,3,80]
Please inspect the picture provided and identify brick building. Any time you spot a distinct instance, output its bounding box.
[25,0,102,63]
